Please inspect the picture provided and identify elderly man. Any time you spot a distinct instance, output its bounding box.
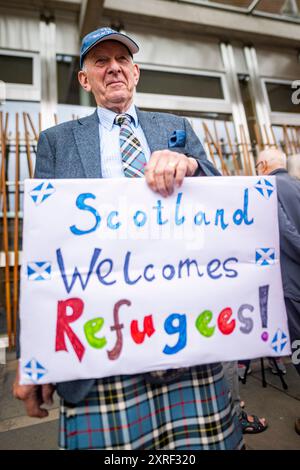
[256,148,300,435]
[14,27,243,450]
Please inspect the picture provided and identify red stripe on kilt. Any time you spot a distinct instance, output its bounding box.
[63,389,227,437]
[85,399,93,449]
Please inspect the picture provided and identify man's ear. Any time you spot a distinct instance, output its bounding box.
[262,160,269,175]
[133,63,140,87]
[78,70,92,92]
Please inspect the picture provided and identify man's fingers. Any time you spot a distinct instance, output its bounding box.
[144,166,158,193]
[144,152,161,193]
[164,162,177,195]
[174,159,188,188]
[13,366,54,419]
[153,160,172,197]
[146,151,196,197]
[42,384,55,406]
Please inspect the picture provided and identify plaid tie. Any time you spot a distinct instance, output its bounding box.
[115,114,147,177]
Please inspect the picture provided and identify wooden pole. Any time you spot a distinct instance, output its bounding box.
[0,112,12,348]
[263,125,271,148]
[25,112,38,141]
[254,123,263,151]
[263,124,271,148]
[13,113,20,347]
[239,125,252,176]
[296,127,300,152]
[288,126,297,153]
[292,127,299,153]
[224,121,240,176]
[23,112,34,178]
[202,123,217,168]
[203,122,229,175]
[213,120,230,175]
[283,125,292,155]
[269,125,278,149]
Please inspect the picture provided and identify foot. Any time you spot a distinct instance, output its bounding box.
[268,358,286,375]
[238,364,252,380]
[239,410,268,434]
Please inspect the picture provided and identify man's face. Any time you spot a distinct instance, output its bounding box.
[78,40,140,112]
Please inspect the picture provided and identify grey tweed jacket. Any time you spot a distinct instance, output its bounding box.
[32,108,219,404]
[271,169,300,300]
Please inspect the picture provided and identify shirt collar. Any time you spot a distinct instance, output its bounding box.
[97,104,138,130]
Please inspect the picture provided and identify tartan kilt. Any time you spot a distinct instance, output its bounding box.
[59,363,243,450]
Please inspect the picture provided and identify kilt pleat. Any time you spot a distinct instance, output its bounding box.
[59,363,243,450]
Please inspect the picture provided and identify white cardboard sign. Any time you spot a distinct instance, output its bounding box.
[20,176,291,384]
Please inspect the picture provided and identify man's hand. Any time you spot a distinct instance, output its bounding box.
[145,150,199,197]
[13,365,55,418]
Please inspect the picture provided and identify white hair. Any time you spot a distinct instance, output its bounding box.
[257,148,287,170]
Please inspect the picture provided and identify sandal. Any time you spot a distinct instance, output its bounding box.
[239,410,268,434]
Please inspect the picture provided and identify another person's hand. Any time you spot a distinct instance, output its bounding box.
[145,150,199,197]
[13,365,55,418]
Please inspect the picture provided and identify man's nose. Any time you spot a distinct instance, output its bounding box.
[107,59,121,74]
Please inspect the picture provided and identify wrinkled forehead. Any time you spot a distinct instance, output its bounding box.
[85,40,133,60]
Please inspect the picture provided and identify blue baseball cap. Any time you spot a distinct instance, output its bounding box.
[80,27,139,68]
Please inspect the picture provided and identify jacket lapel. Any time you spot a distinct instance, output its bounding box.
[73,110,102,178]
[136,108,168,153]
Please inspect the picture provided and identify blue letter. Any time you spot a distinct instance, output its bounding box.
[56,248,101,293]
[194,211,210,226]
[223,257,238,278]
[107,211,121,230]
[70,193,100,235]
[163,313,187,355]
[215,209,229,230]
[175,192,185,225]
[207,259,222,279]
[162,264,176,280]
[153,200,168,225]
[144,264,155,282]
[233,189,254,226]
[96,259,116,285]
[133,210,147,227]
[123,251,142,285]
[178,258,203,278]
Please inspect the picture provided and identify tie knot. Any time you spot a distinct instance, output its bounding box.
[115,114,131,126]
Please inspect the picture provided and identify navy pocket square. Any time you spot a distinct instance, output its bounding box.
[168,130,186,148]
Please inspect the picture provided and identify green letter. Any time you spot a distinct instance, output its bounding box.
[84,317,107,349]
[195,310,215,337]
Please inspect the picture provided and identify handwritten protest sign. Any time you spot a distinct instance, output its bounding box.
[20,176,291,384]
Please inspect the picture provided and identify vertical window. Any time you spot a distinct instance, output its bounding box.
[56,55,96,106]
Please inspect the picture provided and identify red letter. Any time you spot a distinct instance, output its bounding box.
[130,315,155,344]
[107,299,131,361]
[56,298,85,362]
[218,307,236,335]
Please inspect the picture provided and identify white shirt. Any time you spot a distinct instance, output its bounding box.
[97,104,151,178]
